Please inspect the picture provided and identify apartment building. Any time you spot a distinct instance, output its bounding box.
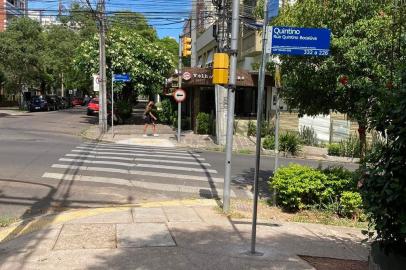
[28,10,61,27]
[0,0,27,31]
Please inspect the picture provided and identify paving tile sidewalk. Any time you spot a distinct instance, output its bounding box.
[0,200,369,270]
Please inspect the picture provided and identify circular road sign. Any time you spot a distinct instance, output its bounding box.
[173,89,186,103]
[182,71,192,81]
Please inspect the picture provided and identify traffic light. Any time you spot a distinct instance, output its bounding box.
[182,37,192,57]
[212,53,229,85]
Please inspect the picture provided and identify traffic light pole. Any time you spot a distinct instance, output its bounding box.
[223,0,240,213]
[178,35,183,143]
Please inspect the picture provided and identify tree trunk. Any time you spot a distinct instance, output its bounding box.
[358,122,367,161]
[40,80,46,95]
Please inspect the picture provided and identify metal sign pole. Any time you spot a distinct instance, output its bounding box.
[111,71,114,137]
[273,65,281,206]
[250,0,269,255]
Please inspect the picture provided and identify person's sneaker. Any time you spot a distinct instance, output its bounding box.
[153,134,159,137]
[143,134,148,137]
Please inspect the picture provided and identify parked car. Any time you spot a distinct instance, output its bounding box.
[71,97,83,106]
[45,96,58,111]
[53,96,65,110]
[87,98,99,115]
[62,97,72,108]
[29,96,48,112]
[87,98,111,116]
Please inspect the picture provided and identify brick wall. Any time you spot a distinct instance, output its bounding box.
[0,1,5,32]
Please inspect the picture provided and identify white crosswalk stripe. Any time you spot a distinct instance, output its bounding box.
[71,150,206,161]
[41,142,244,198]
[75,146,200,156]
[65,153,212,166]
[58,158,218,173]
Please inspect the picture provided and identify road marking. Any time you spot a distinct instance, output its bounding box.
[66,154,133,161]
[83,142,190,153]
[42,173,233,196]
[65,154,211,167]
[76,146,199,157]
[58,158,217,173]
[60,158,135,167]
[50,164,224,183]
[71,150,205,161]
[52,164,127,174]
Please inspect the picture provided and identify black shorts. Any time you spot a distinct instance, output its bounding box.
[144,114,153,124]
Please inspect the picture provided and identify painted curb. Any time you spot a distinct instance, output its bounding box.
[0,199,217,243]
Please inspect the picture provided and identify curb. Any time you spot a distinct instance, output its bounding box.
[0,199,218,244]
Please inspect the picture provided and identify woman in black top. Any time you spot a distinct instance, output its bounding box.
[143,101,158,136]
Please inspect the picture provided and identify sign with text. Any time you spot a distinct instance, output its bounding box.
[267,26,331,56]
[113,74,131,82]
[267,0,279,20]
[93,74,100,92]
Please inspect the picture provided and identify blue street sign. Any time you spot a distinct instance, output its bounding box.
[267,0,279,20]
[267,26,331,56]
[113,74,131,82]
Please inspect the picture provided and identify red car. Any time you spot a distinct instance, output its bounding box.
[71,97,83,106]
[87,98,112,116]
[87,98,99,115]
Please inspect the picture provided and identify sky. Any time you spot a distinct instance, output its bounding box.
[28,0,192,38]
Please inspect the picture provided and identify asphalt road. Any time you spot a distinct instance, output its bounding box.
[0,107,358,221]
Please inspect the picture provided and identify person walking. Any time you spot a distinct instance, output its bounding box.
[143,101,158,137]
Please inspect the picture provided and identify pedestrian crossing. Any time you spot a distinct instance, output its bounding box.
[42,142,249,198]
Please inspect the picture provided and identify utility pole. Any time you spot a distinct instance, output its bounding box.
[223,0,240,212]
[178,35,183,142]
[98,0,107,133]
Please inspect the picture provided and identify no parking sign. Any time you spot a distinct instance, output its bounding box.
[173,89,186,103]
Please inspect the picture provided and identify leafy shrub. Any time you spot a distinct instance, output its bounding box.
[338,134,361,158]
[261,121,275,137]
[196,112,210,134]
[361,92,406,253]
[299,126,318,146]
[262,135,275,150]
[157,98,174,124]
[279,132,301,156]
[247,120,256,137]
[321,166,357,203]
[340,191,362,218]
[270,164,327,211]
[328,143,340,156]
[115,100,132,120]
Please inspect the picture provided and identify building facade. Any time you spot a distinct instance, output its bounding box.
[28,10,61,27]
[0,0,27,31]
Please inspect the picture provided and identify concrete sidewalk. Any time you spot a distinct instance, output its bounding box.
[0,199,368,270]
[0,107,27,117]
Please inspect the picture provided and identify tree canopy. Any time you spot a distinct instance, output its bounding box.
[74,25,175,97]
[267,0,402,156]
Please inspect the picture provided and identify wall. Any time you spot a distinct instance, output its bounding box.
[0,1,6,31]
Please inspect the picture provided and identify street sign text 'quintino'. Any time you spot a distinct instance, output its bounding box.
[267,26,331,56]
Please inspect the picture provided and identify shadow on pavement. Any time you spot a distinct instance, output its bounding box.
[0,217,368,269]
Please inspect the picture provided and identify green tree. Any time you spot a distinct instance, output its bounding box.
[268,0,399,159]
[74,25,174,99]
[0,18,48,96]
[110,12,158,42]
[156,36,179,66]
[43,25,81,93]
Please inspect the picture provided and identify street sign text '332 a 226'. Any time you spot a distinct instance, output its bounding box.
[267,26,331,56]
